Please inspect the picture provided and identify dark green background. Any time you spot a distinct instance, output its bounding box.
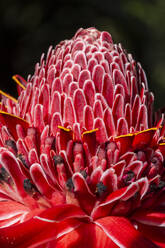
[1,0,165,110]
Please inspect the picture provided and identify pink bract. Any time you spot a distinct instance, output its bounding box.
[0,27,165,247]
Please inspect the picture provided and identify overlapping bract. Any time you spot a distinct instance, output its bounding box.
[0,28,165,247]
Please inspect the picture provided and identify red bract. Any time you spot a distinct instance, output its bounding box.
[0,27,165,247]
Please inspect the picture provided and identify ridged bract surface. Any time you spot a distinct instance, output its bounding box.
[0,28,164,248]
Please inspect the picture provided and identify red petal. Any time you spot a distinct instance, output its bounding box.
[0,111,29,140]
[0,205,88,248]
[95,216,158,248]
[132,128,157,150]
[132,210,165,227]
[137,222,165,248]
[115,134,134,155]
[30,163,54,199]
[72,172,96,214]
[92,183,138,219]
[0,150,26,197]
[0,201,29,228]
[117,117,128,135]
[0,218,81,248]
[55,222,118,248]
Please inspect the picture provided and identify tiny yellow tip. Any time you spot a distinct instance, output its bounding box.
[58,126,71,132]
[82,128,99,137]
[159,143,165,146]
[115,133,134,139]
[12,75,26,90]
[134,127,157,136]
[0,90,18,103]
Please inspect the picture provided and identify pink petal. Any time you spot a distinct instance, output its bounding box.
[33,104,45,133]
[63,97,76,125]
[102,73,114,108]
[73,89,87,125]
[112,94,124,126]
[113,69,128,96]
[74,51,87,70]
[103,108,115,137]
[94,117,108,143]
[83,105,94,130]
[83,79,96,106]
[78,69,91,88]
[92,65,104,92]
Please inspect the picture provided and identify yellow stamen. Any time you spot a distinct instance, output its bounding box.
[58,126,71,132]
[0,90,18,103]
[159,143,165,146]
[12,75,26,90]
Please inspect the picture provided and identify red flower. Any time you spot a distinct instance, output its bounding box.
[0,27,164,247]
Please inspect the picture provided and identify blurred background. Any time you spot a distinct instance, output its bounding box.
[0,0,165,109]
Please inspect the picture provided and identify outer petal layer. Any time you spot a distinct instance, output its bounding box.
[0,204,89,248]
[55,222,119,248]
[95,216,158,248]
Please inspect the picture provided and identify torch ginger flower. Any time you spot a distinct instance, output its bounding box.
[0,27,165,247]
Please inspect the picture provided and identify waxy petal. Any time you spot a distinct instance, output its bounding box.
[0,201,29,228]
[0,216,82,248]
[55,222,118,248]
[92,183,139,219]
[137,223,165,248]
[0,111,29,140]
[95,216,158,248]
[132,210,165,227]
[0,27,164,248]
[0,150,26,197]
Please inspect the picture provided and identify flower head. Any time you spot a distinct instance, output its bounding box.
[0,27,164,247]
